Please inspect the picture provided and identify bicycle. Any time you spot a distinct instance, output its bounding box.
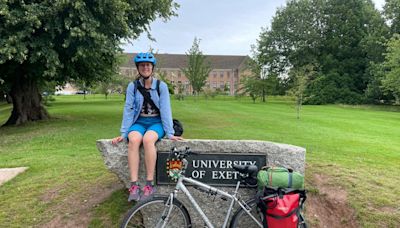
[120,147,265,228]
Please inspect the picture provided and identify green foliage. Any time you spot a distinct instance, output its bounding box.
[92,73,130,99]
[0,0,177,84]
[238,76,263,103]
[181,37,211,95]
[381,34,400,104]
[256,0,388,104]
[158,70,175,94]
[202,87,218,99]
[384,0,400,34]
[288,64,316,118]
[174,83,185,100]
[0,0,178,123]
[40,80,57,106]
[364,62,394,104]
[240,57,283,102]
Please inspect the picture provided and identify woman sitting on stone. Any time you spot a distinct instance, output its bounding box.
[112,52,183,201]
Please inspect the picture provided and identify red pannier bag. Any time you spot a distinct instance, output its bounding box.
[257,188,307,228]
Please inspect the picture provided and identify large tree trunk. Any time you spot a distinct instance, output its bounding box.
[2,77,49,126]
[5,93,12,104]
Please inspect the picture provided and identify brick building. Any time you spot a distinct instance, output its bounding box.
[119,53,250,95]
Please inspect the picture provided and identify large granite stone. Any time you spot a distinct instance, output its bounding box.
[96,139,306,227]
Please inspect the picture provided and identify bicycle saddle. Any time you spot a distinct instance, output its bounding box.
[233,165,258,176]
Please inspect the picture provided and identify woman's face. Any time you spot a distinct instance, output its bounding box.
[138,62,153,77]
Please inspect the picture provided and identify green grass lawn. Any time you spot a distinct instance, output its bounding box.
[0,94,399,227]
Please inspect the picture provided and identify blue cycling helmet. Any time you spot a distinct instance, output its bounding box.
[134,52,156,66]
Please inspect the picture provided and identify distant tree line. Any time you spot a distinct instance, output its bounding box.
[249,0,400,105]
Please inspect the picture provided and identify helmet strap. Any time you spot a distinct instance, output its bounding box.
[142,75,151,80]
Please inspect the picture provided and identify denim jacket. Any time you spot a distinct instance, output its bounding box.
[120,78,175,139]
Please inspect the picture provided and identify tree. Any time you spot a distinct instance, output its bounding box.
[181,38,211,96]
[314,0,386,104]
[255,0,387,104]
[73,79,91,99]
[93,79,113,99]
[256,0,322,76]
[0,0,178,126]
[157,68,175,95]
[288,64,317,119]
[238,76,264,103]
[243,53,283,102]
[384,0,400,34]
[174,83,185,101]
[380,35,400,104]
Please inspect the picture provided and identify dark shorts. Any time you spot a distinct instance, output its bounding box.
[127,116,165,140]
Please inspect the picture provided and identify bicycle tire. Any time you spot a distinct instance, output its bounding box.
[230,199,264,228]
[120,195,191,228]
[230,199,307,228]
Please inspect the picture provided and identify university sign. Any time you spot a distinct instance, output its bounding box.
[156,152,266,186]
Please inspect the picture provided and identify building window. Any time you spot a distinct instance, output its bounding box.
[227,71,230,78]
[212,82,217,88]
[178,71,181,77]
[171,80,175,84]
[220,82,224,89]
[213,72,217,78]
[220,72,224,78]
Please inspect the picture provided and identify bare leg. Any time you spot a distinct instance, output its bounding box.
[142,130,159,181]
[127,131,143,182]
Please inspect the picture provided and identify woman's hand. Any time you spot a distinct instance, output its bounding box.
[169,135,184,141]
[112,136,124,144]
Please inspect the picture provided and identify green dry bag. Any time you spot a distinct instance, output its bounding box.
[257,167,304,190]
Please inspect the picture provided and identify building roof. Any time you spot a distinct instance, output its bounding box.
[121,53,249,70]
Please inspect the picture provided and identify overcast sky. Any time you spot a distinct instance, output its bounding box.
[122,0,386,56]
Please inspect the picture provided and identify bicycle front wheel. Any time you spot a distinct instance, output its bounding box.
[120,195,191,228]
[230,199,263,228]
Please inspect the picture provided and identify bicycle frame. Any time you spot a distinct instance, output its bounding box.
[164,173,263,228]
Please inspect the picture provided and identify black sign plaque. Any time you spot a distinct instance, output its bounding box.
[156,152,266,187]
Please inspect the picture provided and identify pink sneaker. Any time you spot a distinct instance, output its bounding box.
[141,185,156,201]
[128,185,140,202]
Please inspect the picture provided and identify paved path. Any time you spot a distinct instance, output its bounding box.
[0,167,28,186]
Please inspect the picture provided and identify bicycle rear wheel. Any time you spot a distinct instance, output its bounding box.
[120,195,191,228]
[230,199,307,228]
[230,199,263,228]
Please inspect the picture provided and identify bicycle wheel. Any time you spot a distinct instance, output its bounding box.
[120,195,191,228]
[230,199,307,228]
[230,199,263,228]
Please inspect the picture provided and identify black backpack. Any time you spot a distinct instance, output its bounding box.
[134,79,184,137]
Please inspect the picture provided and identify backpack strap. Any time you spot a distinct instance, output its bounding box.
[133,80,137,96]
[255,191,269,228]
[135,80,160,113]
[156,79,161,96]
[288,170,293,188]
